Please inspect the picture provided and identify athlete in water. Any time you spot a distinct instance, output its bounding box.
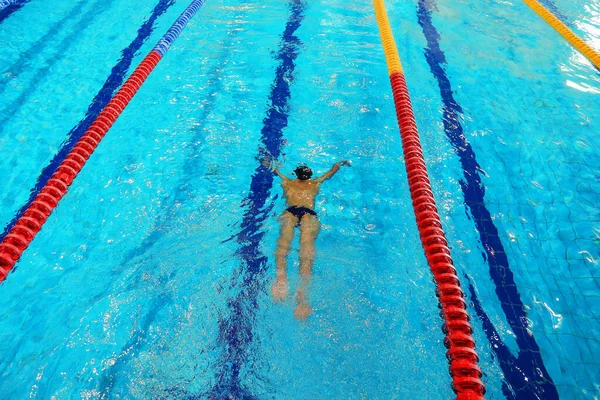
[266,160,351,320]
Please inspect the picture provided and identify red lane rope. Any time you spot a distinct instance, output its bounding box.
[390,71,486,399]
[0,0,207,282]
[374,0,485,395]
[0,51,161,280]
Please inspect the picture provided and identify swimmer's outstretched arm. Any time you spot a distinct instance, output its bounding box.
[314,160,351,183]
[274,166,290,181]
[263,159,291,181]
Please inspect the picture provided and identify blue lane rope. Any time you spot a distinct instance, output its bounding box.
[0,0,18,11]
[153,0,204,56]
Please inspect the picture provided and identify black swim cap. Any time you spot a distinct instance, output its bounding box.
[294,165,313,180]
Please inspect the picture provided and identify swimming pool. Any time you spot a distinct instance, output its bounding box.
[0,0,599,398]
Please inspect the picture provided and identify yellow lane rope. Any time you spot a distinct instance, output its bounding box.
[373,0,403,76]
[522,0,600,69]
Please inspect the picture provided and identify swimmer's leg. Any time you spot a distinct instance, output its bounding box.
[295,214,320,320]
[272,212,296,302]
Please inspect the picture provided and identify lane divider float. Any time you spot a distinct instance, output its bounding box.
[373,0,486,398]
[522,0,600,69]
[0,0,206,282]
[0,0,18,11]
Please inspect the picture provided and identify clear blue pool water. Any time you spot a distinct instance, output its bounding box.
[0,0,599,398]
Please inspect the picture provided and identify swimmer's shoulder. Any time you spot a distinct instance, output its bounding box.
[281,178,295,188]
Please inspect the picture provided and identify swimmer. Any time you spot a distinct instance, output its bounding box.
[265,159,351,320]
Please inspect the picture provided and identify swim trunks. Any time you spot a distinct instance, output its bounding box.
[285,206,317,224]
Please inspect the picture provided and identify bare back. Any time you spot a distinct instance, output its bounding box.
[281,179,321,209]
[271,160,349,319]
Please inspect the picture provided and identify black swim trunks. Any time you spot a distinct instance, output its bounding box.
[286,206,317,224]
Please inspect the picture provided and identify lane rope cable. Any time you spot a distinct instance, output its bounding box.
[522,0,600,69]
[373,0,486,398]
[0,0,206,281]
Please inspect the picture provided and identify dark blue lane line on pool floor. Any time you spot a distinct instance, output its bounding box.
[0,0,118,123]
[207,1,305,398]
[0,0,175,241]
[416,1,559,399]
[0,0,28,24]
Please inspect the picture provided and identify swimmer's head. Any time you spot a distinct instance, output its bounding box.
[294,165,313,180]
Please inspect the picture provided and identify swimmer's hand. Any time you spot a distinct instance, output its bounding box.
[315,160,350,182]
[262,158,281,171]
[262,159,272,169]
[265,160,290,180]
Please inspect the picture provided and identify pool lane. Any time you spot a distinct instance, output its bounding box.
[416,0,558,398]
[0,0,176,256]
[93,17,248,398]
[0,0,115,124]
[208,1,305,397]
[373,0,485,397]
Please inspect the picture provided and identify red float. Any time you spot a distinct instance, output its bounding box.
[389,71,485,399]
